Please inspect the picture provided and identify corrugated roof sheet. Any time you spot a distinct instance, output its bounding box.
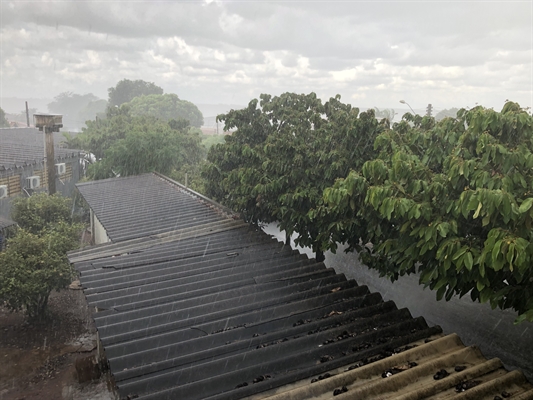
[69,173,533,400]
[76,174,232,242]
[0,128,79,169]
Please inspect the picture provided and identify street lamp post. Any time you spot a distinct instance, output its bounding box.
[399,100,416,115]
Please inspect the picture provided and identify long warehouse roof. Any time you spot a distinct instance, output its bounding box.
[69,173,533,400]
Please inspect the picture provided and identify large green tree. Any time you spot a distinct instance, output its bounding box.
[108,79,164,107]
[322,102,533,322]
[203,93,384,260]
[71,106,204,180]
[126,93,204,128]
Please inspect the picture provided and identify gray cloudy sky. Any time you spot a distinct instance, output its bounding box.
[0,0,531,113]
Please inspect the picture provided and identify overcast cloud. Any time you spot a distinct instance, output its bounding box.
[0,0,531,113]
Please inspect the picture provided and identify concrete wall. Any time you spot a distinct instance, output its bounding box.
[262,223,533,383]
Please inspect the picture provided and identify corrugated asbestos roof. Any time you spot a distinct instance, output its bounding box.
[69,173,533,400]
[76,174,230,242]
[0,128,79,169]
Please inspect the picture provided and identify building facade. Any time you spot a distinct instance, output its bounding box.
[0,127,81,219]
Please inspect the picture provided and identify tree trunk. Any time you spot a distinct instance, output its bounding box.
[316,249,325,262]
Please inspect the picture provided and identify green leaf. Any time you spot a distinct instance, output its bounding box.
[519,197,533,213]
[434,277,449,291]
[491,240,502,265]
[437,223,449,238]
[479,288,491,303]
[464,252,473,271]
[436,285,447,301]
[453,247,467,261]
[473,202,482,219]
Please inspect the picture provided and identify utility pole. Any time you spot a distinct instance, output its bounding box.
[34,114,63,195]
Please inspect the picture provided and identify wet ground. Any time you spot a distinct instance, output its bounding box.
[263,223,533,383]
[0,288,116,400]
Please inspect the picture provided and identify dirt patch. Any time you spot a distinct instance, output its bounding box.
[0,288,116,400]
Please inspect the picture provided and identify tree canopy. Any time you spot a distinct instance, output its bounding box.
[47,92,101,130]
[78,99,108,124]
[203,94,533,322]
[11,192,73,235]
[126,93,204,128]
[0,194,82,320]
[108,79,164,107]
[323,102,533,322]
[203,92,385,260]
[71,106,204,180]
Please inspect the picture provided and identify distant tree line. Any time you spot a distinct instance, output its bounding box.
[203,93,533,323]
[47,79,203,131]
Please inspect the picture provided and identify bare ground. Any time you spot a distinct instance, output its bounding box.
[0,288,116,400]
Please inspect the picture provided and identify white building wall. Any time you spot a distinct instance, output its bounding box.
[91,209,110,244]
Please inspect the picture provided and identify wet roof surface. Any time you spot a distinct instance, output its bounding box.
[70,173,533,400]
[0,128,79,169]
[76,174,230,242]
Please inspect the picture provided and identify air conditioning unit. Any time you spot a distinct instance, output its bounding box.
[0,185,7,199]
[56,163,66,175]
[26,176,40,189]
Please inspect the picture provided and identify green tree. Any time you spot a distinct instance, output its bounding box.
[323,102,533,322]
[11,193,73,235]
[70,105,133,160]
[78,99,108,124]
[204,93,384,260]
[201,134,226,151]
[170,161,207,194]
[108,79,164,107]
[0,107,9,127]
[126,93,204,128]
[48,92,101,130]
[89,120,202,178]
[0,194,82,320]
[72,107,204,180]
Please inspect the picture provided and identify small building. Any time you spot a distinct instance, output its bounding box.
[0,127,81,218]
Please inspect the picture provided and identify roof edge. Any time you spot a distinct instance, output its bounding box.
[154,172,238,218]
